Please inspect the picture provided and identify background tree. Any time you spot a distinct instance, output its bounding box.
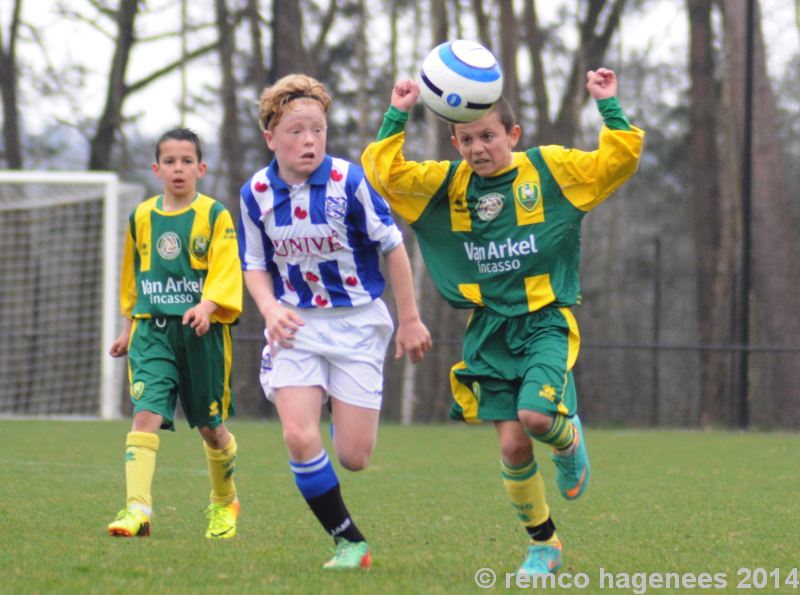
[721,0,800,427]
[4,0,799,427]
[0,0,23,168]
[687,0,735,425]
[214,0,244,213]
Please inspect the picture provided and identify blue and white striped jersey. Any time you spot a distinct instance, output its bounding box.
[239,155,403,308]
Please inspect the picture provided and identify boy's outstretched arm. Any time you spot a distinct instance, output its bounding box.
[384,243,432,364]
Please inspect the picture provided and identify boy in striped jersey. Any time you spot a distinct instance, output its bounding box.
[239,74,432,569]
[107,128,242,540]
[362,68,644,574]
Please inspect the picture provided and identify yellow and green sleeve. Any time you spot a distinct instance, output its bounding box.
[119,220,138,318]
[361,106,451,224]
[540,97,645,212]
[203,207,242,324]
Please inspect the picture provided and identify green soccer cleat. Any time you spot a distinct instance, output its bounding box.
[551,415,590,500]
[108,507,151,537]
[517,540,562,575]
[205,499,240,539]
[322,538,372,570]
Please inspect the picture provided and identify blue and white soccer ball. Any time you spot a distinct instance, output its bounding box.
[419,39,504,124]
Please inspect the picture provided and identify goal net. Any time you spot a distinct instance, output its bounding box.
[0,171,143,419]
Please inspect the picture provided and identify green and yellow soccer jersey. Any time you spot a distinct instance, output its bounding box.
[119,193,242,323]
[361,98,645,317]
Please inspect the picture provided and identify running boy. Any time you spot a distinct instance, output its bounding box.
[107,128,243,540]
[362,68,644,574]
[239,74,431,569]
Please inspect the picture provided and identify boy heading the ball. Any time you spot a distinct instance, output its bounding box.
[107,128,243,540]
[362,68,644,574]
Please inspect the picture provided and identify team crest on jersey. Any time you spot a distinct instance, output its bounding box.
[190,235,209,260]
[476,193,504,221]
[156,232,182,260]
[325,195,347,220]
[131,381,145,400]
[515,182,541,212]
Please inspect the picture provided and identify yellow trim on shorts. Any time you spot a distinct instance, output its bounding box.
[558,307,581,371]
[221,324,233,420]
[126,319,139,385]
[450,361,481,424]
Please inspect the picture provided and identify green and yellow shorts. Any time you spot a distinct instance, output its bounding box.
[127,317,235,430]
[449,306,580,423]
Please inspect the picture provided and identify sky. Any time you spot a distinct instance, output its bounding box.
[8,0,800,143]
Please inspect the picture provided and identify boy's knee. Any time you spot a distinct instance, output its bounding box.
[499,439,532,466]
[337,451,371,471]
[199,424,229,450]
[335,441,373,471]
[282,425,318,455]
[518,409,554,436]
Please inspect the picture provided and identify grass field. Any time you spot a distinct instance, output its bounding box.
[1,419,798,594]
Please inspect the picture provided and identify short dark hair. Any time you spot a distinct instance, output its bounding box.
[155,128,203,162]
[449,97,517,135]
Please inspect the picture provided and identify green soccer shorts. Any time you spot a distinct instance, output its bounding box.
[127,317,235,430]
[449,306,580,423]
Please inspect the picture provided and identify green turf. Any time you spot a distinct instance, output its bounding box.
[1,420,798,593]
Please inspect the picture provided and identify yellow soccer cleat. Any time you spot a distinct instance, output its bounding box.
[205,499,240,539]
[108,508,151,537]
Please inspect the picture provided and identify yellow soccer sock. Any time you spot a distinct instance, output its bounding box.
[125,431,159,514]
[533,414,575,451]
[501,457,558,543]
[204,433,237,505]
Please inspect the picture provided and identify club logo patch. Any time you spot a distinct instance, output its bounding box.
[325,195,347,220]
[156,232,182,260]
[515,182,541,212]
[131,381,145,400]
[190,235,209,260]
[476,193,504,221]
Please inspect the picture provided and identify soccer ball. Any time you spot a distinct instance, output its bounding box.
[419,39,504,124]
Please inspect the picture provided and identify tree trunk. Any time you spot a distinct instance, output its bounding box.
[271,0,311,79]
[89,0,138,170]
[215,0,245,214]
[722,0,800,427]
[498,0,520,116]
[687,0,735,426]
[553,0,626,145]
[0,0,23,169]
[522,0,555,143]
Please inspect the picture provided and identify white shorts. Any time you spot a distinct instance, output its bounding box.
[259,299,394,410]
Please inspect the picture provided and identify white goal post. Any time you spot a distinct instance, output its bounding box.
[0,171,143,419]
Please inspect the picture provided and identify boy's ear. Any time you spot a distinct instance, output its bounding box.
[197,161,208,178]
[264,129,276,151]
[508,124,522,148]
[151,162,160,176]
[450,135,461,153]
